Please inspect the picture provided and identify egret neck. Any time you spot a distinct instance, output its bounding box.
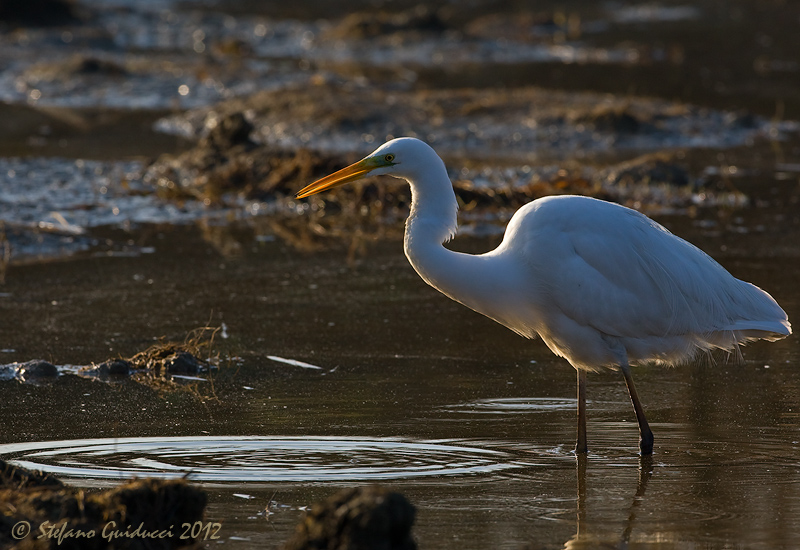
[402,161,521,332]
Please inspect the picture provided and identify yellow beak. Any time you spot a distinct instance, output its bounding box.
[295,155,394,199]
[296,157,383,199]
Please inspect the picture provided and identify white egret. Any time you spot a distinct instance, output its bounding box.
[296,137,791,454]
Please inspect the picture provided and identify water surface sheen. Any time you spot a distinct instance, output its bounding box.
[0,228,797,549]
[0,435,532,482]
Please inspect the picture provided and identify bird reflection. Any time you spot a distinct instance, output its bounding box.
[563,455,654,550]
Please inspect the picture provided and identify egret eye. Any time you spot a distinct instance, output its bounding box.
[384,154,395,163]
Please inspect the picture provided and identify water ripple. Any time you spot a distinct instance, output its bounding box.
[443,397,577,415]
[0,436,531,483]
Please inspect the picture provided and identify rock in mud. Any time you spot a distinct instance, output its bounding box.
[78,359,132,380]
[162,351,204,375]
[16,360,59,382]
[98,359,132,376]
[283,485,416,550]
[128,345,208,377]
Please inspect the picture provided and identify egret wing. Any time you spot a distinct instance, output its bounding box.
[511,197,786,342]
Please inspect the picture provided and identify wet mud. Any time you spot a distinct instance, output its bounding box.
[161,78,781,160]
[150,82,759,216]
[1,0,798,262]
[2,459,414,550]
[147,106,735,231]
[0,460,207,550]
[283,486,416,550]
[145,113,347,204]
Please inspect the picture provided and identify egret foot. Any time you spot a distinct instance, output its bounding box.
[639,430,654,456]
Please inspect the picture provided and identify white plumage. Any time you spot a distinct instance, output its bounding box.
[297,137,791,454]
[481,195,790,370]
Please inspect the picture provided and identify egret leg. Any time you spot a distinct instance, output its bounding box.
[575,369,588,454]
[620,364,654,455]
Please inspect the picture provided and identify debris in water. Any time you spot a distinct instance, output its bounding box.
[267,355,323,370]
[1,326,224,396]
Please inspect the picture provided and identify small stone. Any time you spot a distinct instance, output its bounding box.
[17,360,58,381]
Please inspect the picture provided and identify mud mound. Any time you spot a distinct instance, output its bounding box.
[325,5,449,40]
[284,486,416,550]
[145,113,349,204]
[0,460,206,549]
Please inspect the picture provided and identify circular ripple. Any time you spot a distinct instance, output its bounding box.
[0,436,528,482]
[443,397,577,414]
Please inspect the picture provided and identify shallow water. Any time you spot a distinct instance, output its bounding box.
[1,0,800,548]
[0,436,530,482]
[0,222,798,548]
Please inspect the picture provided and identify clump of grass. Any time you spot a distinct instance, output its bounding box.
[129,325,219,376]
[120,325,224,401]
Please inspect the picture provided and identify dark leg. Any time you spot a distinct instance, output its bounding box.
[575,369,588,454]
[620,364,654,455]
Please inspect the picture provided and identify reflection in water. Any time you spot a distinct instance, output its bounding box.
[620,456,654,548]
[443,397,577,414]
[565,455,654,549]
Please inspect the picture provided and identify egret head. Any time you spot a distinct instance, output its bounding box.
[295,137,440,199]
